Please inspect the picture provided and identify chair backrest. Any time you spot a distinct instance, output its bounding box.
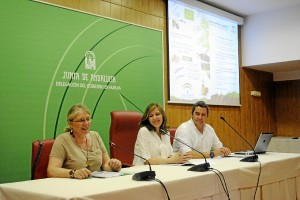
[109,111,142,167]
[169,128,177,145]
[31,139,55,180]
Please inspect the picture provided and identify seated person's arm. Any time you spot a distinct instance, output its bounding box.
[146,152,191,165]
[190,147,231,158]
[190,150,210,159]
[101,154,122,172]
[47,156,68,178]
[47,156,91,179]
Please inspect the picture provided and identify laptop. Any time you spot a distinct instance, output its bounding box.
[232,132,273,156]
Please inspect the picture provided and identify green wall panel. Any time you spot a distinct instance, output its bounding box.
[0,1,163,183]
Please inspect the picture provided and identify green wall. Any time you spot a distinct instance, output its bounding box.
[0,0,163,183]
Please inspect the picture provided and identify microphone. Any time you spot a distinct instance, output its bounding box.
[109,142,156,181]
[160,129,210,172]
[220,116,258,162]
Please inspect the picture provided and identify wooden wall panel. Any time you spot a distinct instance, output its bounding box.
[274,80,300,137]
[39,0,296,152]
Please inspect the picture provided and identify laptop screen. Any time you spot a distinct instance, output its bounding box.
[254,132,273,153]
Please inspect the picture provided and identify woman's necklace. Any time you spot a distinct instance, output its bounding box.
[74,134,91,170]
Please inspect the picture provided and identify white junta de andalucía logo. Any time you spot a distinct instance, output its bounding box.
[85,51,96,70]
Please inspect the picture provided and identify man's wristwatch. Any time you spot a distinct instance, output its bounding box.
[69,169,76,178]
[210,151,215,159]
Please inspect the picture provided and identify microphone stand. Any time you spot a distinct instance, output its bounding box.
[220,116,258,162]
[110,142,156,181]
[160,129,210,172]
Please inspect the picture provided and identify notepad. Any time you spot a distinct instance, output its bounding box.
[91,171,123,178]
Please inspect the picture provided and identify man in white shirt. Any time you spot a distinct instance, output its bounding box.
[173,101,231,159]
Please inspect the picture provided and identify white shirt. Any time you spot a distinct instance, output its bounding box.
[133,127,174,165]
[173,119,223,153]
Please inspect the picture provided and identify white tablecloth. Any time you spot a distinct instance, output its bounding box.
[1,152,300,200]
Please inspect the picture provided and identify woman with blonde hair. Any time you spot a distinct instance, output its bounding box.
[47,104,122,179]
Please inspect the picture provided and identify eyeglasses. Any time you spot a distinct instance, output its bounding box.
[72,118,92,124]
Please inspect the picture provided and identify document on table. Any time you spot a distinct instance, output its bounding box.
[91,171,124,178]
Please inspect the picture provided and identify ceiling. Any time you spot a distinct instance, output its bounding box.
[199,0,300,17]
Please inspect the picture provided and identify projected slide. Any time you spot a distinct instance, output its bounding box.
[168,0,240,106]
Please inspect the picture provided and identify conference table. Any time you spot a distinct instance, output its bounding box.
[1,152,300,200]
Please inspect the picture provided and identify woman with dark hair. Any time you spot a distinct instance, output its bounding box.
[133,103,191,165]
